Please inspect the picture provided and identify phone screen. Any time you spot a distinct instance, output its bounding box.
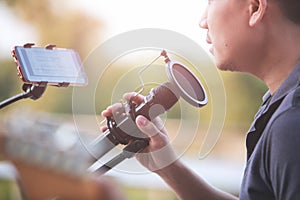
[13,46,88,86]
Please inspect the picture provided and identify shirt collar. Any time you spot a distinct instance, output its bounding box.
[265,61,300,106]
[262,91,271,105]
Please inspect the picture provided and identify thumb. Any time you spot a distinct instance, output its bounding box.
[135,115,159,137]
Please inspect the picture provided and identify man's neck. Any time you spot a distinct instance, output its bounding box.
[262,61,295,95]
[258,24,300,94]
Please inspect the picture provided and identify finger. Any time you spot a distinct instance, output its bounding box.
[123,92,144,105]
[101,109,111,117]
[101,102,123,117]
[100,126,108,132]
[135,115,160,138]
[135,115,170,151]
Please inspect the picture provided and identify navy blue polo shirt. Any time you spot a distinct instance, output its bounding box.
[240,62,300,200]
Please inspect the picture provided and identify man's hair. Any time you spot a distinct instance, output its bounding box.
[278,0,300,24]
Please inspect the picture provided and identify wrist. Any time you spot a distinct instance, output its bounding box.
[155,159,183,177]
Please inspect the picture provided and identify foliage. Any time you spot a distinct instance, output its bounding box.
[0,0,103,114]
[0,60,22,101]
[221,71,267,125]
[1,0,102,57]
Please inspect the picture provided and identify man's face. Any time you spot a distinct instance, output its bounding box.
[200,0,265,73]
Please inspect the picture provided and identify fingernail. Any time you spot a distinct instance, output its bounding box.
[137,116,147,127]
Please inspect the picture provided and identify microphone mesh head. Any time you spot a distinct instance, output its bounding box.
[167,63,207,108]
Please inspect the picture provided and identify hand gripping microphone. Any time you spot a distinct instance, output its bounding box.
[88,50,208,175]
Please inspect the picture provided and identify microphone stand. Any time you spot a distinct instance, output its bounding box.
[0,83,47,110]
[95,139,149,175]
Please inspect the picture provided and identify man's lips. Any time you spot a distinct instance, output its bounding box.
[206,34,214,54]
[206,33,212,44]
[206,38,212,44]
[209,45,214,54]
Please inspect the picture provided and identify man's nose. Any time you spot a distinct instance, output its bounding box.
[199,7,208,29]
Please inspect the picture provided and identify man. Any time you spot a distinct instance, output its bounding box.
[102,0,300,199]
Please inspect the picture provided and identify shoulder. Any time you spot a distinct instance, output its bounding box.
[271,107,300,133]
[269,86,300,139]
[262,94,300,169]
[267,92,300,147]
[263,105,300,198]
[261,87,300,164]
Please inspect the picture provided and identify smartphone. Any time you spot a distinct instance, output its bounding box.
[12,46,88,86]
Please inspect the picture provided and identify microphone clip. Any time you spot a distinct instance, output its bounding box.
[105,98,141,146]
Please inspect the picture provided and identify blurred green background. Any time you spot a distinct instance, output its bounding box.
[0,0,268,199]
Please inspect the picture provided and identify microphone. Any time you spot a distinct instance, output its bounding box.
[87,51,208,174]
[88,82,180,160]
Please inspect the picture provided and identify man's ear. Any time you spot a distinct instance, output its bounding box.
[249,0,267,26]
